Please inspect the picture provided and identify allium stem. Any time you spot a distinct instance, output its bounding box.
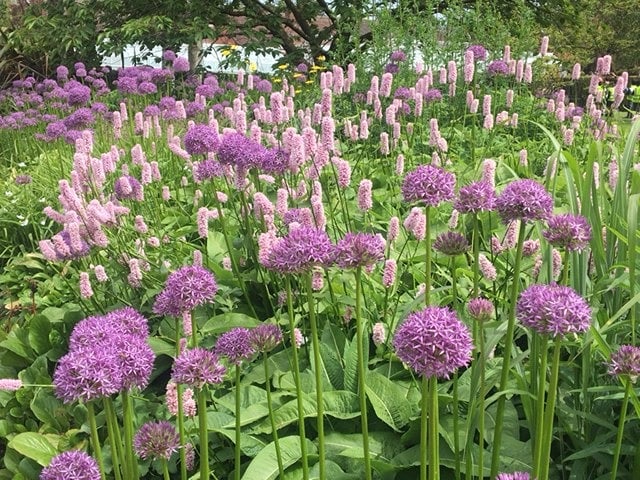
[490,220,526,478]
[306,272,326,480]
[611,377,632,480]
[197,386,210,480]
[452,371,460,480]
[429,376,440,480]
[533,334,549,477]
[477,321,487,479]
[355,267,372,480]
[420,376,428,480]
[103,397,124,480]
[472,214,481,298]
[162,459,170,480]
[235,365,242,480]
[538,337,562,480]
[286,277,309,480]
[263,352,285,478]
[86,401,106,480]
[175,320,188,480]
[425,206,432,305]
[122,391,139,480]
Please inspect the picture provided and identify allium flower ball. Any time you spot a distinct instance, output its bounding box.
[433,231,469,256]
[172,347,226,388]
[184,124,219,155]
[402,164,455,206]
[467,297,494,322]
[393,306,473,379]
[334,232,385,268]
[390,50,407,62]
[466,44,488,60]
[217,132,266,170]
[153,265,218,316]
[495,179,553,224]
[250,324,283,353]
[215,327,255,365]
[133,421,180,461]
[543,213,592,251]
[262,226,334,274]
[40,450,100,480]
[608,345,640,379]
[496,473,530,480]
[516,284,591,337]
[487,60,509,75]
[454,181,496,213]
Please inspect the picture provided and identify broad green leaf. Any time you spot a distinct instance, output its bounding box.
[8,432,58,466]
[28,314,51,355]
[200,313,260,335]
[241,435,317,480]
[214,429,267,457]
[320,342,344,390]
[30,390,67,431]
[342,339,358,393]
[147,337,175,357]
[365,371,412,431]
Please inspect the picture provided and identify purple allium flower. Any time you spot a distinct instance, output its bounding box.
[15,174,32,185]
[133,421,180,461]
[40,450,100,480]
[116,76,138,94]
[487,60,509,75]
[172,347,226,388]
[496,473,530,480]
[56,65,69,80]
[67,85,91,105]
[114,175,143,201]
[454,181,496,213]
[172,57,190,73]
[137,81,157,95]
[217,132,266,171]
[249,324,283,353]
[45,121,67,139]
[495,179,553,224]
[334,232,385,268]
[394,87,411,100]
[543,213,592,251]
[517,284,591,337]
[433,231,469,256]
[259,147,290,175]
[401,164,456,206]
[193,159,224,182]
[390,50,407,62]
[256,79,272,93]
[262,225,335,274]
[184,124,219,155]
[163,50,177,62]
[467,297,494,322]
[393,306,473,378]
[215,327,255,365]
[144,105,161,117]
[384,63,399,74]
[424,89,443,102]
[153,265,218,317]
[296,63,309,73]
[608,345,640,379]
[466,44,488,61]
[63,108,94,129]
[53,347,123,403]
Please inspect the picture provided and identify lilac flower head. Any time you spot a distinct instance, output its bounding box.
[114,175,143,201]
[495,179,553,224]
[67,85,91,105]
[172,57,190,73]
[111,334,155,390]
[467,297,494,322]
[390,50,407,62]
[433,231,470,256]
[402,164,456,206]
[259,147,290,175]
[137,81,157,95]
[217,132,266,171]
[215,327,255,365]
[517,284,591,337]
[250,324,283,353]
[384,63,399,74]
[466,44,488,61]
[496,473,531,480]
[608,345,640,379]
[172,347,226,388]
[488,60,509,75]
[424,89,443,102]
[393,306,473,378]
[193,159,224,182]
[334,232,385,268]
[543,213,592,251]
[40,450,100,480]
[184,124,219,155]
[262,226,334,274]
[454,181,496,213]
[133,421,180,461]
[15,174,32,185]
[153,265,218,316]
[163,50,177,62]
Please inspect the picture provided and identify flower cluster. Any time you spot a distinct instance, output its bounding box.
[334,232,385,268]
[172,347,226,388]
[184,124,219,155]
[496,473,531,480]
[608,345,640,379]
[215,327,256,365]
[402,165,456,206]
[516,284,591,337]
[40,450,101,480]
[543,213,592,251]
[495,179,553,223]
[393,306,473,378]
[454,181,496,213]
[250,324,284,353]
[433,231,469,256]
[261,225,334,274]
[133,420,180,461]
[153,265,218,316]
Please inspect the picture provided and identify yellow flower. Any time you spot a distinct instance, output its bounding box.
[278,64,289,70]
[295,89,301,94]
[305,80,314,85]
[273,78,282,83]
[310,65,324,73]
[249,62,257,72]
[316,55,326,62]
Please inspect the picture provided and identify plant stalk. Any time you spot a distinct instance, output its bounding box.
[86,401,106,480]
[611,377,632,480]
[355,267,372,480]
[197,386,209,480]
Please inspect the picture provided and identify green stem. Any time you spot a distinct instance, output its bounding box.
[420,376,428,480]
[306,272,325,480]
[429,376,440,480]
[103,398,124,480]
[197,386,210,480]
[425,206,431,305]
[533,335,549,477]
[86,401,106,480]
[477,322,487,479]
[162,459,170,480]
[611,378,632,480]
[472,214,480,298]
[538,337,562,480]
[264,353,285,478]
[175,320,188,480]
[452,372,460,480]
[286,277,310,480]
[355,267,372,480]
[235,365,242,480]
[121,391,139,480]
[490,221,526,478]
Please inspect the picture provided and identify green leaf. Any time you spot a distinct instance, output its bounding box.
[365,371,412,431]
[28,315,51,355]
[200,313,260,335]
[320,342,344,390]
[342,339,358,393]
[30,389,67,431]
[8,432,58,466]
[147,337,175,357]
[241,435,317,480]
